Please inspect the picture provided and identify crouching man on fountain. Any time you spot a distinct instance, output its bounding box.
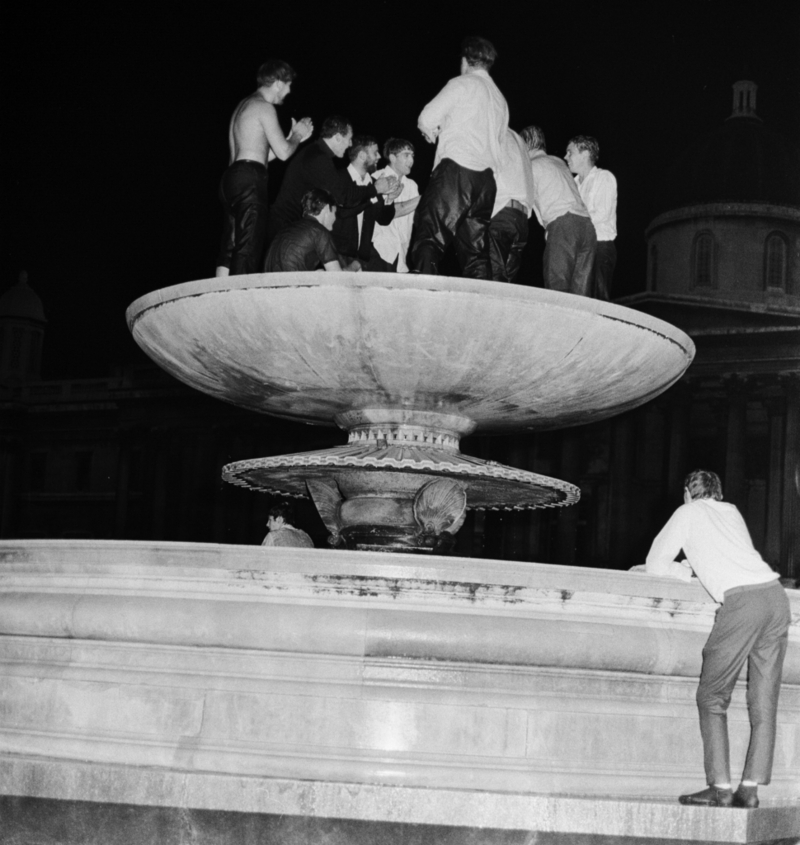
[633,469,790,809]
[264,189,351,272]
[261,503,314,548]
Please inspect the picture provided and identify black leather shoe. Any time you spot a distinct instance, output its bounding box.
[679,786,733,807]
[733,785,759,809]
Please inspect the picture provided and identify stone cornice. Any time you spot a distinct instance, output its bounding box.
[646,202,800,237]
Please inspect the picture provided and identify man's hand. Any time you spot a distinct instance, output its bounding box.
[629,564,647,573]
[418,125,437,144]
[344,260,362,272]
[384,180,404,202]
[373,174,399,195]
[290,117,314,142]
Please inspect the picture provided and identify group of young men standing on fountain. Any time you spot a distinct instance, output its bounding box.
[215,38,616,299]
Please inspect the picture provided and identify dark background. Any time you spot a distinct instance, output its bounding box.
[4,0,799,378]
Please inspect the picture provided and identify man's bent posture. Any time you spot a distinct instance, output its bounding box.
[216,59,313,276]
[637,470,790,809]
[488,128,535,283]
[521,125,596,296]
[264,189,343,273]
[410,36,509,278]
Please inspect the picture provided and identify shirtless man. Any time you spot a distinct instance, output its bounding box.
[216,59,313,277]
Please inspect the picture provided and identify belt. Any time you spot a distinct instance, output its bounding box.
[505,199,526,212]
[233,158,267,168]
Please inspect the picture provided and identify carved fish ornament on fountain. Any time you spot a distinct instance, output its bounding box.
[127,273,695,554]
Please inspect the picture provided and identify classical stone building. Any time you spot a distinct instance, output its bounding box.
[614,79,799,579]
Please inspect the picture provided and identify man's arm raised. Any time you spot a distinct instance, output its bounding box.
[261,106,313,162]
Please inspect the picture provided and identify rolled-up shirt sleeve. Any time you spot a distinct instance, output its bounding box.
[645,506,694,581]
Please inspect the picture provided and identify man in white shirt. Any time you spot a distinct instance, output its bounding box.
[565,136,617,300]
[488,128,535,283]
[521,125,596,296]
[331,135,401,270]
[410,36,509,279]
[637,469,790,809]
[372,139,420,272]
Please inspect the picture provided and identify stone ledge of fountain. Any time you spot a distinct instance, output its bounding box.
[1,539,798,809]
[1,755,798,844]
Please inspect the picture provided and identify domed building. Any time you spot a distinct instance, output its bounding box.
[618,79,799,579]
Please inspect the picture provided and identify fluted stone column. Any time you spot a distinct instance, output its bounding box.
[609,413,635,565]
[723,375,748,510]
[764,396,786,568]
[666,382,691,498]
[781,375,799,580]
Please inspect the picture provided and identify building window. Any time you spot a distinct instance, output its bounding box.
[648,244,658,290]
[692,232,714,288]
[764,232,788,291]
[75,450,93,492]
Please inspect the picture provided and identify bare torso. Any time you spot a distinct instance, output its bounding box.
[228,93,277,164]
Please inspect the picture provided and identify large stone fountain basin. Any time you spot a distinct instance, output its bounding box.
[126,274,695,432]
[1,540,798,839]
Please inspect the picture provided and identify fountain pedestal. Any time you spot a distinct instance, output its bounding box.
[126,273,694,551]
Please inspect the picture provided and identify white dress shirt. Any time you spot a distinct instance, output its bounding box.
[575,166,617,241]
[371,165,419,272]
[645,498,778,603]
[492,129,535,218]
[418,68,509,174]
[346,163,375,242]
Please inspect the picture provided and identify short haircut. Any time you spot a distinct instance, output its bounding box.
[521,125,546,153]
[569,135,600,165]
[256,59,296,87]
[461,36,497,70]
[268,502,297,523]
[301,188,336,218]
[320,115,352,139]
[347,135,379,163]
[383,137,415,159]
[684,470,723,502]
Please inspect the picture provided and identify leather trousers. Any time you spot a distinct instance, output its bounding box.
[410,158,496,279]
[488,205,529,283]
[217,160,270,275]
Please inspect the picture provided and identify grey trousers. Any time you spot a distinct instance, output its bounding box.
[543,212,596,296]
[697,580,791,786]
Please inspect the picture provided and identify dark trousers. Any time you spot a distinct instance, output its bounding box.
[543,212,596,296]
[488,206,529,283]
[592,240,617,300]
[410,158,496,279]
[697,580,791,786]
[217,160,270,275]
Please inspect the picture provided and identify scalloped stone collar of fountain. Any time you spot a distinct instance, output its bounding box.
[221,405,580,553]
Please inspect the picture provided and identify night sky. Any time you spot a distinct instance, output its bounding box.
[4,1,799,378]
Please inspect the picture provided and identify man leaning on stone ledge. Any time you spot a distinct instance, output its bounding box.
[632,469,790,809]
